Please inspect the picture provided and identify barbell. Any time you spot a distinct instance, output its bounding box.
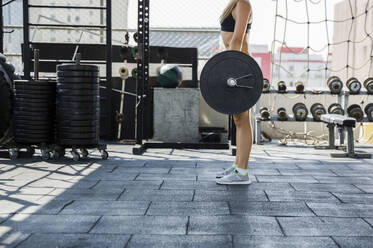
[200,50,263,115]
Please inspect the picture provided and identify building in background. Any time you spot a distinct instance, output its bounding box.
[272,47,331,88]
[332,0,373,82]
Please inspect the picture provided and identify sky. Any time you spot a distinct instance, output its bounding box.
[127,0,346,56]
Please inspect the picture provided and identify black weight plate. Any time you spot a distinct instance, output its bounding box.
[13,119,53,126]
[14,84,55,91]
[57,83,99,90]
[14,130,52,136]
[200,50,263,115]
[15,97,54,104]
[58,126,98,132]
[56,114,99,121]
[14,93,54,100]
[57,70,99,78]
[57,64,99,72]
[13,110,53,118]
[57,120,99,126]
[14,79,56,86]
[57,138,98,145]
[13,89,55,95]
[14,125,52,131]
[56,104,99,110]
[57,78,99,84]
[56,95,100,101]
[14,102,54,109]
[57,88,99,96]
[57,131,98,138]
[15,139,52,145]
[14,106,54,112]
[57,107,99,113]
[15,134,51,140]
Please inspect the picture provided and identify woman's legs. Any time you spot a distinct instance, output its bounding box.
[233,110,252,170]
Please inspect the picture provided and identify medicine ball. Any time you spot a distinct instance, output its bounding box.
[157,64,183,88]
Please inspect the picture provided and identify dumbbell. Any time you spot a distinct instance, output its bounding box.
[310,103,327,121]
[277,107,288,121]
[364,78,373,94]
[364,103,373,122]
[328,103,345,115]
[347,104,364,122]
[277,81,287,93]
[263,78,270,93]
[260,107,270,120]
[327,76,343,94]
[295,81,305,93]
[346,77,362,95]
[292,103,308,121]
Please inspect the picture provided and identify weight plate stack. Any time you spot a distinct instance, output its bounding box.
[56,64,100,146]
[0,64,13,147]
[13,79,56,145]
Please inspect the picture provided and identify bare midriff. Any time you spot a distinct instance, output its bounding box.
[220,31,250,55]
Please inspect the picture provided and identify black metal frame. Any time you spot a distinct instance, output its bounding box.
[132,0,230,155]
[22,0,113,140]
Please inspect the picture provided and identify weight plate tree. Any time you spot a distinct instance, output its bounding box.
[200,50,263,115]
[13,80,56,145]
[56,63,100,146]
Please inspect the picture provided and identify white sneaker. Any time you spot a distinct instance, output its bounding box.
[216,165,236,178]
[216,169,252,185]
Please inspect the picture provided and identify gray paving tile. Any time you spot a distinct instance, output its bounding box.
[114,167,170,174]
[234,236,338,248]
[333,237,373,248]
[0,198,70,215]
[59,200,149,216]
[86,171,138,180]
[0,186,55,195]
[227,182,294,192]
[170,167,222,175]
[196,162,234,168]
[279,169,337,176]
[364,218,373,227]
[27,178,98,189]
[249,163,300,170]
[94,180,163,190]
[307,202,373,217]
[345,163,373,170]
[91,216,188,234]
[0,232,30,248]
[198,173,257,182]
[161,180,228,191]
[51,189,123,201]
[188,215,282,235]
[296,163,351,170]
[119,189,194,201]
[147,201,229,216]
[230,201,315,216]
[136,173,196,181]
[314,176,373,184]
[354,184,373,193]
[194,190,267,202]
[278,216,373,236]
[331,170,373,177]
[266,190,340,203]
[333,193,373,204]
[17,234,130,248]
[2,214,99,233]
[128,235,232,248]
[257,175,318,183]
[291,183,364,193]
[146,161,196,168]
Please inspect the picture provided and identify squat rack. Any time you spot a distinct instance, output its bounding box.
[132,0,230,155]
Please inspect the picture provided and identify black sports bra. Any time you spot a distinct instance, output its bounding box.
[220,12,252,33]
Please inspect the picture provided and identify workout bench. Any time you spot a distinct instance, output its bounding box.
[316,114,371,158]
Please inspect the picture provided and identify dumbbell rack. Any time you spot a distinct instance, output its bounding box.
[254,89,372,145]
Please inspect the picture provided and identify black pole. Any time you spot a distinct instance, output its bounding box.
[22,0,30,79]
[0,0,3,54]
[106,0,112,140]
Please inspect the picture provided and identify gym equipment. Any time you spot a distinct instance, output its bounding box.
[263,78,270,93]
[157,64,183,88]
[277,81,287,93]
[364,103,373,122]
[364,78,373,94]
[56,54,107,161]
[346,77,361,95]
[328,103,345,115]
[347,104,364,122]
[260,107,270,120]
[277,108,288,121]
[117,66,129,140]
[318,114,371,158]
[310,103,327,122]
[327,76,343,94]
[200,50,263,115]
[295,81,305,93]
[292,103,308,121]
